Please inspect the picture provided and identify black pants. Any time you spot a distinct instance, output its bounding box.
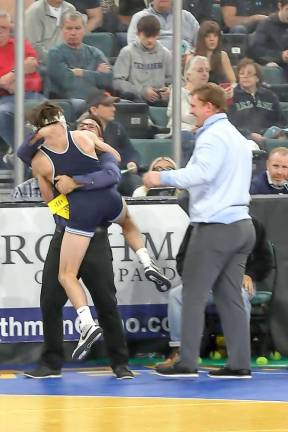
[39,226,129,370]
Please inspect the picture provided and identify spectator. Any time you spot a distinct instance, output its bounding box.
[250,147,288,194]
[0,0,34,21]
[220,0,276,34]
[167,56,209,132]
[194,20,236,85]
[132,156,177,197]
[248,0,288,76]
[118,0,148,30]
[25,0,75,67]
[87,91,143,196]
[127,0,199,51]
[67,0,103,32]
[0,10,45,159]
[183,0,213,24]
[47,11,112,102]
[229,58,284,146]
[167,56,210,166]
[113,15,172,104]
[98,0,119,33]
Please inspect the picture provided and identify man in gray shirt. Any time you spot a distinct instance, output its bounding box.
[127,0,199,51]
[25,0,75,65]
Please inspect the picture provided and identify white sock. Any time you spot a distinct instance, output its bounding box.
[136,247,151,268]
[77,306,95,329]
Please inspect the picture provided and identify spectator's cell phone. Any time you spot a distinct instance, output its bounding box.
[146,187,176,197]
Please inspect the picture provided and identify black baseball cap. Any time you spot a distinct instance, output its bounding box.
[87,90,120,108]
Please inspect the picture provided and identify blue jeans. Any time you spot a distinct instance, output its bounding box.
[181,131,196,167]
[168,284,253,347]
[0,92,46,149]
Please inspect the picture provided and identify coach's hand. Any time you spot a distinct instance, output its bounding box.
[143,171,161,188]
[55,175,80,194]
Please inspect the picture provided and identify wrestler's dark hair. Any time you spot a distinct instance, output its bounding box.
[26,101,64,129]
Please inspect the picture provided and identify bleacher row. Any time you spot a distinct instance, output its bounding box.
[2,5,288,194]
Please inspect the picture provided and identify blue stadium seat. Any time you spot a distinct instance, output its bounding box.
[83,32,118,58]
[149,106,168,128]
[262,67,288,102]
[131,138,173,168]
[280,102,288,125]
[221,33,249,65]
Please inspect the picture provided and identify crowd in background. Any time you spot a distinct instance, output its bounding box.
[0,0,288,197]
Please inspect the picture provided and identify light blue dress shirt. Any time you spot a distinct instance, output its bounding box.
[160,113,252,223]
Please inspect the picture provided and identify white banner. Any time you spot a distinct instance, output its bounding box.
[0,203,189,342]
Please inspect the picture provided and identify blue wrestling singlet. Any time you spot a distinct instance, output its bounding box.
[41,131,124,236]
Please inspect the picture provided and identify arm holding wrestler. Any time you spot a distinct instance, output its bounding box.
[17,130,122,195]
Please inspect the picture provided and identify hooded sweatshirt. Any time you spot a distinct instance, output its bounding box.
[127,4,199,50]
[113,39,172,99]
[248,13,288,65]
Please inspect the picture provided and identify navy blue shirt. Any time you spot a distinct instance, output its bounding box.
[250,171,288,195]
[103,121,142,170]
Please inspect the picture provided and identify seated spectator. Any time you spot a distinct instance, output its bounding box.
[118,0,148,30]
[47,11,112,103]
[229,58,285,147]
[168,55,209,132]
[24,0,75,65]
[132,156,177,197]
[183,0,213,24]
[127,0,199,51]
[66,0,103,32]
[250,147,288,194]
[220,0,275,34]
[167,56,210,166]
[156,216,273,368]
[98,0,119,33]
[113,15,172,105]
[194,20,236,86]
[248,0,288,76]
[0,10,45,160]
[87,91,143,196]
[0,0,34,21]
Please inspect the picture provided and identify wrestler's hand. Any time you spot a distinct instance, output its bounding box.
[55,175,80,194]
[143,171,161,188]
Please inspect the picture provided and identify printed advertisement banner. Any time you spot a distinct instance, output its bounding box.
[0,204,189,342]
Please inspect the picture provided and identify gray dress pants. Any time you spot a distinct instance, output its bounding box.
[180,219,255,370]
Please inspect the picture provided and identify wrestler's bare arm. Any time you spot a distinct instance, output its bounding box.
[72,130,121,163]
[31,152,54,203]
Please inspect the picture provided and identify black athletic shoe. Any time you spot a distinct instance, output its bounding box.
[113,365,135,380]
[23,365,62,379]
[154,362,198,377]
[72,324,102,361]
[144,261,171,292]
[208,367,251,379]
